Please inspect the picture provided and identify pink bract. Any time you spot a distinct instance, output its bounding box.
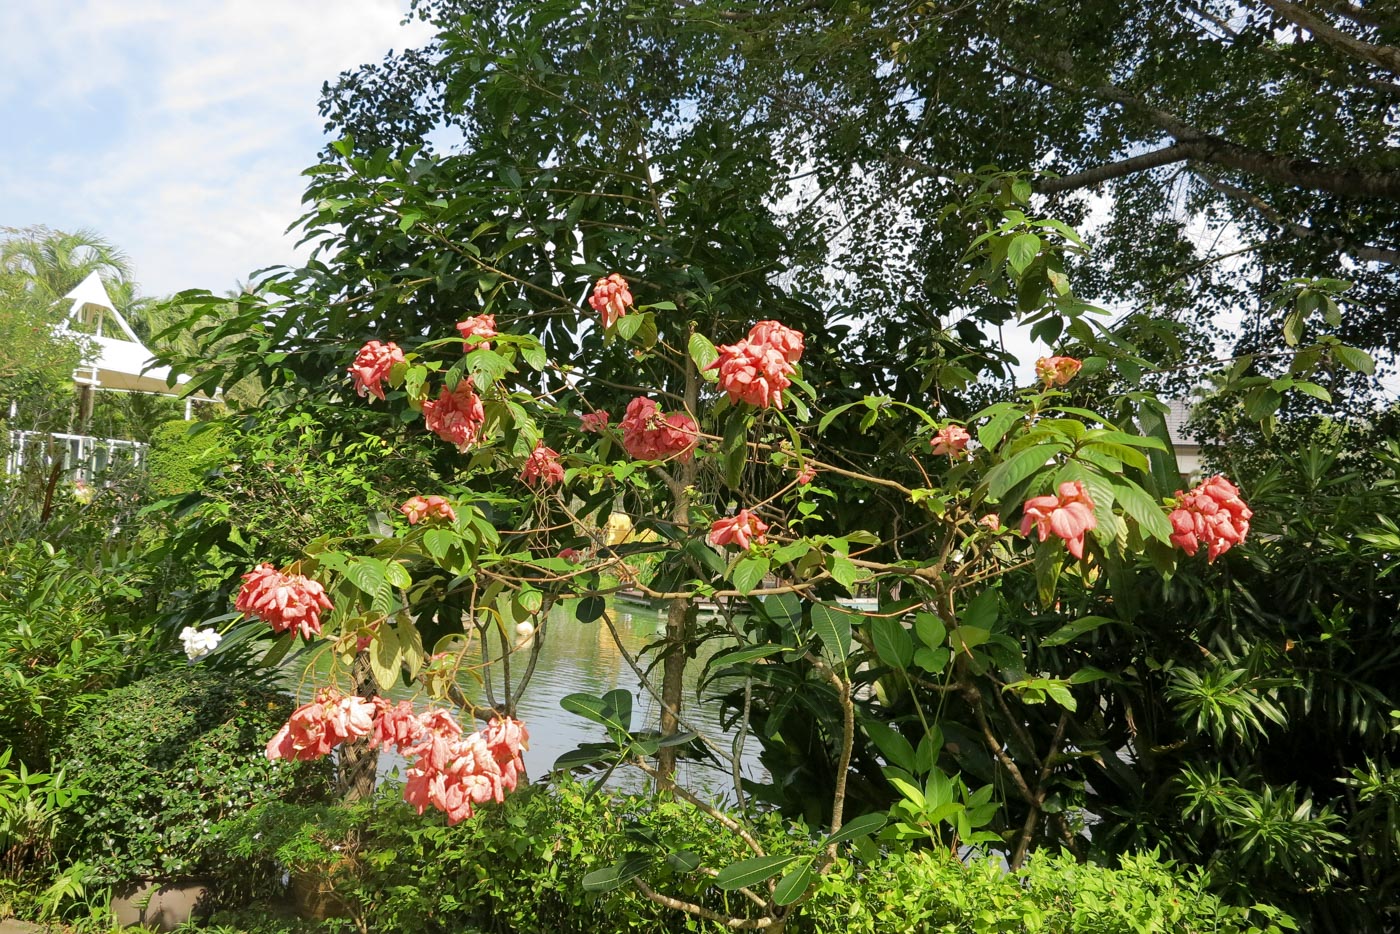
[579,411,610,433]
[521,442,565,486]
[422,382,486,452]
[707,320,805,409]
[1020,481,1098,560]
[930,424,971,457]
[619,397,698,462]
[1035,355,1083,387]
[348,340,405,401]
[796,464,817,486]
[1168,475,1253,562]
[588,273,634,330]
[235,563,333,639]
[709,509,770,551]
[400,494,457,525]
[455,314,497,352]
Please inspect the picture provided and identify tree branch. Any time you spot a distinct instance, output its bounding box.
[1038,143,1201,193]
[1259,0,1400,75]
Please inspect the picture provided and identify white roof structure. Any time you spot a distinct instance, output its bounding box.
[58,271,211,398]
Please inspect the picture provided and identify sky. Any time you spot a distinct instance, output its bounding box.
[0,0,432,299]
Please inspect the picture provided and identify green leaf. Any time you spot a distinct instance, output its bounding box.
[864,719,915,771]
[370,623,402,692]
[986,446,1054,501]
[688,332,719,373]
[345,558,387,596]
[1112,480,1174,543]
[827,554,859,594]
[961,588,999,630]
[825,812,888,846]
[384,560,412,590]
[810,603,853,660]
[913,646,950,673]
[1041,615,1116,647]
[1007,233,1041,274]
[772,862,814,906]
[1332,344,1375,375]
[582,855,652,892]
[575,596,605,623]
[715,854,802,891]
[871,615,913,669]
[730,555,769,595]
[914,612,946,650]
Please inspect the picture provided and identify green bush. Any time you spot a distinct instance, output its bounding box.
[215,782,1291,934]
[145,419,227,497]
[56,668,333,891]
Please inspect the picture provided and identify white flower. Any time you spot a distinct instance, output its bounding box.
[180,626,222,660]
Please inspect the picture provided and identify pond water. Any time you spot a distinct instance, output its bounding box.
[292,597,767,799]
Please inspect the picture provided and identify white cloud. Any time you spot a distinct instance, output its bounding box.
[0,0,434,297]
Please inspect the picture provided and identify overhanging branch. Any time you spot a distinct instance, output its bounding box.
[1259,0,1400,76]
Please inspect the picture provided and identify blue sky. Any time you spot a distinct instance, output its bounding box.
[1,0,432,299]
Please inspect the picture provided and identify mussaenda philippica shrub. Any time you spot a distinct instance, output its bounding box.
[213,781,1293,934]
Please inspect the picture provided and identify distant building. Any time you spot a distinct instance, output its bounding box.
[1163,398,1202,477]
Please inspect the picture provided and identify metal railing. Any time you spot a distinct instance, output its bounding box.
[4,430,148,483]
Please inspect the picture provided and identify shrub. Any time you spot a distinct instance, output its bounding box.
[145,419,227,497]
[56,668,333,891]
[215,782,1291,934]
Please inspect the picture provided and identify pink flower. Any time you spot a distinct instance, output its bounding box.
[1168,475,1253,562]
[400,495,457,525]
[455,314,497,352]
[588,273,634,329]
[348,340,405,401]
[558,547,582,562]
[521,442,565,486]
[398,709,530,826]
[979,513,1001,531]
[1020,481,1098,560]
[371,699,422,751]
[236,563,334,639]
[619,397,698,462]
[1035,355,1082,387]
[266,690,375,761]
[709,509,770,551]
[796,464,817,486]
[930,424,971,457]
[422,382,486,451]
[580,411,610,433]
[707,320,805,409]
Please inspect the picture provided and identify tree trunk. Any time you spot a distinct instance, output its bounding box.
[338,650,379,801]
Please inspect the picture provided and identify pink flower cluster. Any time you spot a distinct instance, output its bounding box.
[236,563,334,639]
[1036,355,1082,387]
[588,274,634,329]
[579,411,609,433]
[265,690,376,761]
[930,424,971,457]
[521,442,565,486]
[1169,475,1253,562]
[708,320,805,409]
[1021,481,1097,560]
[400,495,457,525]
[348,340,405,401]
[266,695,529,827]
[619,397,698,462]
[796,464,817,486]
[456,314,497,352]
[423,382,486,451]
[709,509,769,551]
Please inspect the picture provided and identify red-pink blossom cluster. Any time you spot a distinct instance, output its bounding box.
[708,320,805,409]
[796,464,817,486]
[588,274,634,329]
[1035,355,1082,387]
[456,314,497,352]
[709,509,770,551]
[266,695,530,827]
[400,495,457,525]
[401,712,529,826]
[265,690,376,761]
[521,442,565,486]
[579,411,609,433]
[1021,481,1098,560]
[422,382,486,451]
[930,424,971,457]
[979,513,1001,532]
[236,563,334,639]
[1169,475,1253,562]
[348,340,405,401]
[619,397,698,462]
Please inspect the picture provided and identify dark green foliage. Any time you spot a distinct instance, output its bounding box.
[144,419,228,497]
[56,668,333,889]
[208,783,1287,934]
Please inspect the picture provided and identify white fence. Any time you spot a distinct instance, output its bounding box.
[4,430,148,483]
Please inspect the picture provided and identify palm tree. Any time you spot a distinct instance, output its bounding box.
[0,225,133,308]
